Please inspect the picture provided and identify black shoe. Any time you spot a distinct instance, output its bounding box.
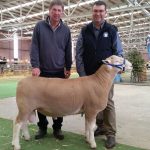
[35,129,47,139]
[53,129,64,140]
[94,127,106,136]
[105,136,116,149]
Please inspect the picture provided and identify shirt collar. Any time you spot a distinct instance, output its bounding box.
[48,17,61,31]
[93,20,105,30]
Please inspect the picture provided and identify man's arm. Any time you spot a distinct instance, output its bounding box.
[116,33,123,56]
[75,32,86,77]
[30,23,40,76]
[111,27,124,73]
[65,30,72,71]
[64,30,72,78]
[112,31,123,57]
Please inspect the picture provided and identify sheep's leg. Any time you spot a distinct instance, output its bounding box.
[88,118,97,149]
[12,120,23,150]
[21,122,30,140]
[85,119,90,143]
[85,114,97,149]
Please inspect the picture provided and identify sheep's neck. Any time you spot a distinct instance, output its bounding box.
[94,65,119,89]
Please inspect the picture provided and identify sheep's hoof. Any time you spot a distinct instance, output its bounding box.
[14,148,21,150]
[21,134,30,141]
[90,143,97,149]
[90,145,97,149]
[91,147,96,149]
[24,136,30,141]
[13,145,21,150]
[25,138,30,141]
[12,142,21,150]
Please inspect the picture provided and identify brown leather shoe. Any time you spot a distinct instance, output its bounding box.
[53,129,64,140]
[105,136,116,149]
[94,127,106,136]
[35,129,47,140]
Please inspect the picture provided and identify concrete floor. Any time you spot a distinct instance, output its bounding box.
[0,84,150,150]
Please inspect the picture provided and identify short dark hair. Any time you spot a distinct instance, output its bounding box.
[49,0,64,10]
[93,1,107,10]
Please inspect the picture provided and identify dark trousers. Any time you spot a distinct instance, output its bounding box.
[37,70,65,131]
[96,84,116,136]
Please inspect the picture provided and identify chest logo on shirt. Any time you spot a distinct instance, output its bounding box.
[103,32,109,37]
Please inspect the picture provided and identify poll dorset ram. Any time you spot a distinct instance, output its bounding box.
[12,55,132,150]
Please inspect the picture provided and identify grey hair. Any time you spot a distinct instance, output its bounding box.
[49,0,64,10]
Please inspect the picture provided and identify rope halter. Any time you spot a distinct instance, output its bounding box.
[102,57,125,71]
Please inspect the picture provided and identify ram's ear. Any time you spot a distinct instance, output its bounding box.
[102,60,109,64]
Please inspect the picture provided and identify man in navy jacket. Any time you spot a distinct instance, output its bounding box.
[76,1,123,149]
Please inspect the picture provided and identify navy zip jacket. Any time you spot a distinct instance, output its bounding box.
[76,21,123,76]
[30,16,72,72]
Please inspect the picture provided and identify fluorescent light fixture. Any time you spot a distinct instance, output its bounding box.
[1,0,47,13]
[1,0,97,24]
[13,33,18,59]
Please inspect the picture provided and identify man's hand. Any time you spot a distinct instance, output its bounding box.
[32,68,40,76]
[64,70,71,79]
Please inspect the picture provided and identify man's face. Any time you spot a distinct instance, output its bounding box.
[49,5,63,23]
[92,5,107,24]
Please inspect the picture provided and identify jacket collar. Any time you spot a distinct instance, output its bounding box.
[93,20,105,30]
[87,21,110,32]
[45,15,63,29]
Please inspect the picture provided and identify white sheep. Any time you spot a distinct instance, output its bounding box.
[12,55,132,150]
